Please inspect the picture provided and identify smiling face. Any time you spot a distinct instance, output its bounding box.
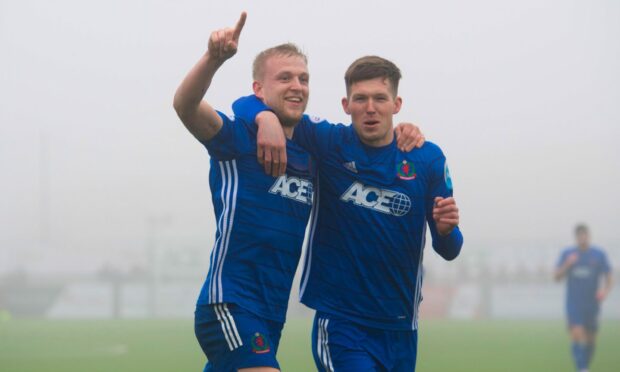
[253,54,309,127]
[342,77,402,147]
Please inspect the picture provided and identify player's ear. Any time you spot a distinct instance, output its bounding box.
[341,97,351,114]
[253,81,263,99]
[393,96,402,114]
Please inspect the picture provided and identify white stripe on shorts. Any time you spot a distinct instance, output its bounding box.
[318,318,334,372]
[214,304,243,351]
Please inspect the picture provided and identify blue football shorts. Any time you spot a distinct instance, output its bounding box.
[195,303,283,372]
[567,301,600,332]
[312,311,418,372]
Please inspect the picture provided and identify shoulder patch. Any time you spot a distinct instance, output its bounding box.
[444,162,453,191]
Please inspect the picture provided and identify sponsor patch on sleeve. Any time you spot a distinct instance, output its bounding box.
[444,162,453,191]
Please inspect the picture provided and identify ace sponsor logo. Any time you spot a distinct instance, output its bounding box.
[269,175,313,205]
[340,182,411,217]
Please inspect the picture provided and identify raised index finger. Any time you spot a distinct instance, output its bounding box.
[232,11,247,41]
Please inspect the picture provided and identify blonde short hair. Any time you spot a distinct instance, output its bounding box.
[253,43,308,80]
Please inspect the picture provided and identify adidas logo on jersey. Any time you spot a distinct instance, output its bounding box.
[343,161,358,173]
[340,182,411,217]
[269,175,314,205]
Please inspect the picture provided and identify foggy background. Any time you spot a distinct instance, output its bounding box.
[1,0,619,320]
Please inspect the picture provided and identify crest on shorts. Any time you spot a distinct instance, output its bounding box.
[397,160,416,180]
[251,332,271,354]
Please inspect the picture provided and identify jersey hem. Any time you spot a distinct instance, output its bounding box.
[197,298,287,324]
[302,298,415,331]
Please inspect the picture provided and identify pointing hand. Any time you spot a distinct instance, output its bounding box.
[208,12,247,62]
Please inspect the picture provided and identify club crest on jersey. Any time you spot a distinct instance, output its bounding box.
[397,160,416,180]
[340,182,411,217]
[251,332,271,354]
[269,175,313,205]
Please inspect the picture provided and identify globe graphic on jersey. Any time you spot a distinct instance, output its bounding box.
[389,192,412,217]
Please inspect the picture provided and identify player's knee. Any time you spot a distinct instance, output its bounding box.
[570,326,586,341]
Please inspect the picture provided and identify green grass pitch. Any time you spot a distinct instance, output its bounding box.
[1,318,619,371]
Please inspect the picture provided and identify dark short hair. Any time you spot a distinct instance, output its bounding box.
[253,43,308,80]
[344,56,402,97]
[575,224,589,235]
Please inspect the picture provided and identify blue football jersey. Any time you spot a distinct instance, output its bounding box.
[557,246,611,306]
[233,96,463,331]
[196,111,315,323]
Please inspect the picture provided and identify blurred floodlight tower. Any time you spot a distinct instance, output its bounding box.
[39,129,51,252]
[145,214,172,317]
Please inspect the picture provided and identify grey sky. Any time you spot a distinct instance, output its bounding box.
[1,0,619,274]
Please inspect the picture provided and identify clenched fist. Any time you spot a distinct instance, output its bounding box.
[433,196,459,236]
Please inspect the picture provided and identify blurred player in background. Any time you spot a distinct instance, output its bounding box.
[555,224,613,372]
[234,55,463,371]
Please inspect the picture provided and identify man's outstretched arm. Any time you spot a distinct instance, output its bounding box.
[173,12,247,142]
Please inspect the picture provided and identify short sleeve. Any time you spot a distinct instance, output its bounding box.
[601,251,612,274]
[200,111,253,160]
[556,250,568,268]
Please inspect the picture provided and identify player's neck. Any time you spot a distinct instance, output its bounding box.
[578,244,589,251]
[359,130,395,148]
[282,125,294,139]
